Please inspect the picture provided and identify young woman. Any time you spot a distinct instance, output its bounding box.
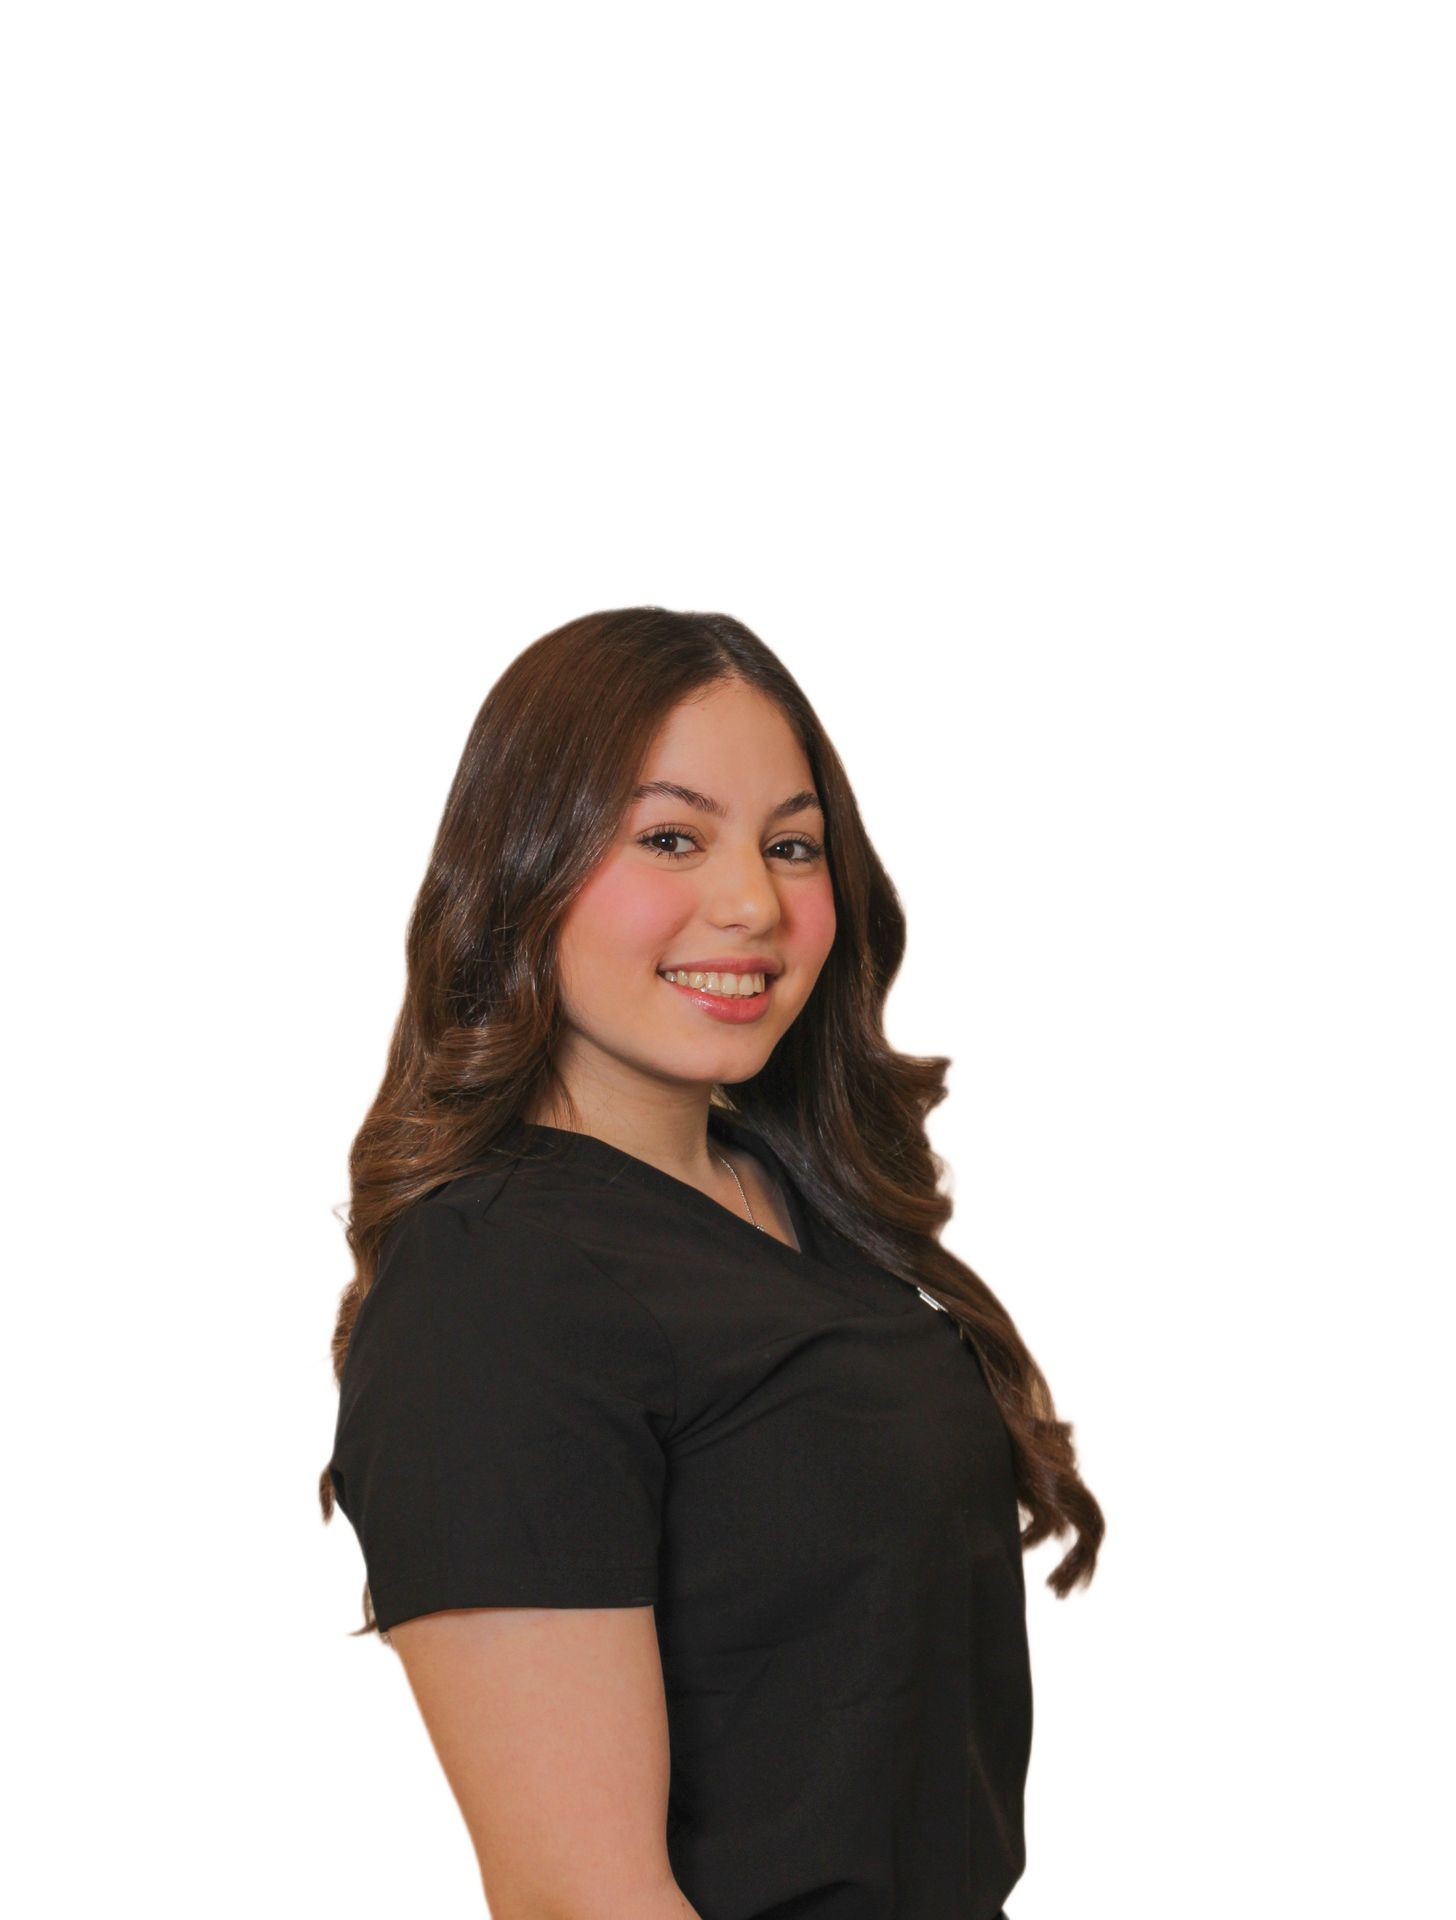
[321,606,1104,1920]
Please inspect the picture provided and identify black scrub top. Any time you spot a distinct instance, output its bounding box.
[329,1108,1032,1920]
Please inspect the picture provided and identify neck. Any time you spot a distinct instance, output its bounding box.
[523,1083,726,1186]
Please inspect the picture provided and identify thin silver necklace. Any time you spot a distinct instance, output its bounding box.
[712,1147,764,1231]
[717,1138,948,1315]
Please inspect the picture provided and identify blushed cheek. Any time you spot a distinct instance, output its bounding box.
[564,856,684,973]
[792,880,838,968]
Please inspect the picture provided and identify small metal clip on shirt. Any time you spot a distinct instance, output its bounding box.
[915,1285,949,1313]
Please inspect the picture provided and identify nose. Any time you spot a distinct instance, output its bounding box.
[703,841,785,932]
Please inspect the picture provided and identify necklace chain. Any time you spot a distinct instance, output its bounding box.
[717,1137,948,1315]
[712,1147,763,1231]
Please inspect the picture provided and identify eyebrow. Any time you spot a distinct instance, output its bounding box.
[630,780,824,822]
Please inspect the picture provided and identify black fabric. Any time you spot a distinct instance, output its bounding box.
[329,1110,1032,1919]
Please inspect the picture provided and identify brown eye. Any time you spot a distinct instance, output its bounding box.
[636,828,701,860]
[769,836,824,863]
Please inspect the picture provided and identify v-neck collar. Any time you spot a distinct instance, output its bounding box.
[501,1108,809,1256]
[495,1108,922,1316]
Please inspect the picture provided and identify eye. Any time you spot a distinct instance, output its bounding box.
[634,825,825,865]
[636,829,700,861]
[767,834,824,863]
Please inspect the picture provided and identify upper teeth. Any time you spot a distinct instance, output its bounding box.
[661,970,768,996]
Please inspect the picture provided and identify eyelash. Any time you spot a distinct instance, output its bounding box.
[635,824,825,865]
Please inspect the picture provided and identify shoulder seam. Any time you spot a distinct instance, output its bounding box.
[425,1157,523,1220]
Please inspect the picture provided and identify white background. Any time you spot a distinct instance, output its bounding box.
[5,3,1451,1915]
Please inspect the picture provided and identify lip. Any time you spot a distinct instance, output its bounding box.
[657,971,777,1024]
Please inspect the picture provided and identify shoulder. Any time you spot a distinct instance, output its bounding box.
[358,1181,676,1401]
[377,1170,622,1301]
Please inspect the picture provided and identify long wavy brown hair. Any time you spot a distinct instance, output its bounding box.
[320,605,1105,1637]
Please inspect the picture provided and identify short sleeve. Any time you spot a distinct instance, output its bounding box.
[328,1196,676,1632]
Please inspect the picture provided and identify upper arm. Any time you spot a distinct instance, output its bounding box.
[327,1196,682,1911]
[388,1601,677,1916]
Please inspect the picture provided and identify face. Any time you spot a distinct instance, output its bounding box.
[549,679,838,1105]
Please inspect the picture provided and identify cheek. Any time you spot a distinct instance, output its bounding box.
[790,877,838,963]
[561,858,684,971]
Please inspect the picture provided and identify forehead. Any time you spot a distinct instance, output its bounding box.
[634,683,814,805]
